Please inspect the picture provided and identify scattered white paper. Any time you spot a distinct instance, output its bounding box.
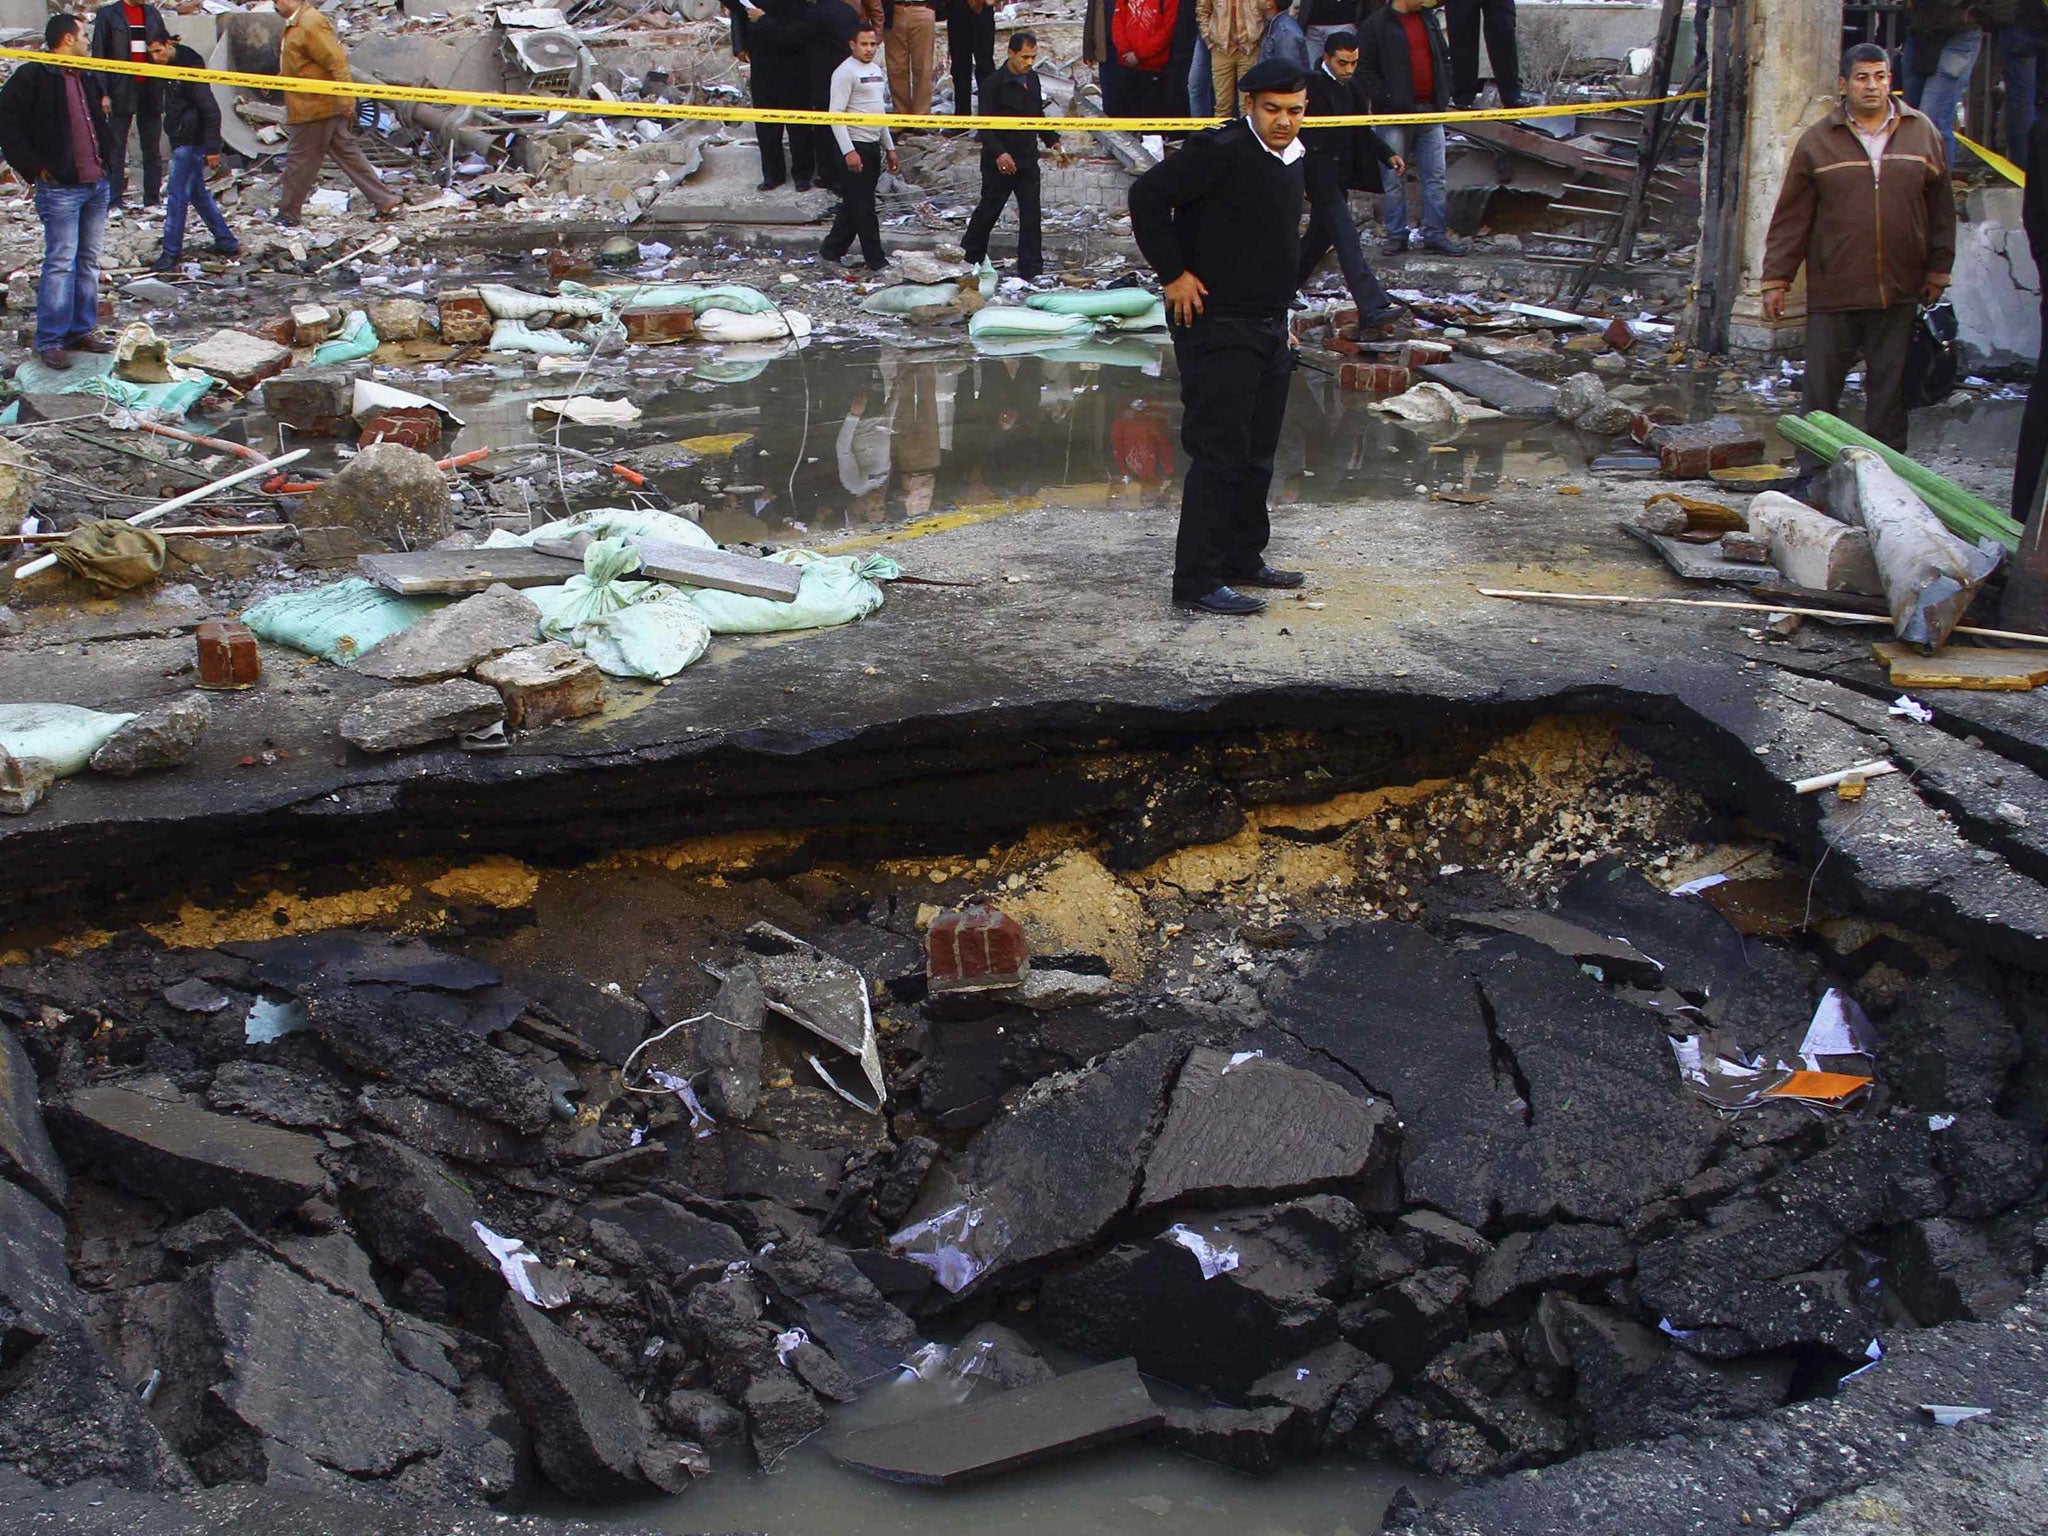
[1670,873,1730,896]
[1889,695,1934,724]
[1224,1050,1264,1073]
[1166,1224,1241,1280]
[472,1221,571,1308]
[652,1069,716,1138]
[773,1327,810,1364]
[531,394,643,426]
[244,998,307,1044]
[1928,1113,1957,1131]
[1798,989,1876,1068]
[1843,1337,1884,1380]
[1922,1404,1991,1426]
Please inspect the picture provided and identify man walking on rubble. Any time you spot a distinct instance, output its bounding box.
[1130,57,1312,616]
[270,0,403,228]
[822,24,900,271]
[962,31,1062,280]
[1298,31,1405,334]
[1761,43,1955,454]
[88,0,169,213]
[0,16,116,371]
[148,32,240,271]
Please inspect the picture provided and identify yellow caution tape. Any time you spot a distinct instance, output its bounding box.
[1957,132,2026,188]
[0,48,1705,136]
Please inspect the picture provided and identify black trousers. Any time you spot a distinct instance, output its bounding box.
[1445,0,1522,108]
[821,140,887,268]
[104,99,163,207]
[1802,303,1917,453]
[1170,313,1294,599]
[1297,194,1393,317]
[948,3,996,114]
[2016,296,2048,523]
[753,55,813,187]
[962,158,1043,276]
[807,59,843,191]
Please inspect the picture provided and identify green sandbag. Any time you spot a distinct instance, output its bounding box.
[242,577,444,666]
[0,702,135,777]
[1025,288,1161,318]
[861,283,970,316]
[569,281,781,316]
[311,310,378,365]
[688,552,899,634]
[968,306,1095,340]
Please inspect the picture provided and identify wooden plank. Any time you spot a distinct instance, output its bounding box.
[827,1359,1163,1487]
[1872,641,2048,691]
[534,533,802,602]
[357,547,580,595]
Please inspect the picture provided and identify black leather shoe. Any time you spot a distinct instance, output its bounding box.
[1230,565,1306,589]
[1175,585,1267,615]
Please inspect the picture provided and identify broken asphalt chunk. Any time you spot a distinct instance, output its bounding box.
[48,1084,326,1223]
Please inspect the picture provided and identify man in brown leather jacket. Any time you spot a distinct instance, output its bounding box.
[1761,43,1955,451]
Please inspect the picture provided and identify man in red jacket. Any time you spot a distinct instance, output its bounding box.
[1761,43,1955,452]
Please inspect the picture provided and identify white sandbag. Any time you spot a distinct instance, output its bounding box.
[1745,490,1883,594]
[968,305,1094,340]
[484,508,719,553]
[1025,287,1160,319]
[1821,447,2003,648]
[479,283,611,321]
[688,551,899,633]
[693,308,813,343]
[569,280,782,316]
[488,319,588,356]
[1104,298,1169,331]
[860,282,972,316]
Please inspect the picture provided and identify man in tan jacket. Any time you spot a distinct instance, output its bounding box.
[272,0,402,226]
[1761,42,1955,451]
[1199,0,1274,112]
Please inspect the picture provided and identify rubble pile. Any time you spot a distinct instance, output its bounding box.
[0,709,2041,1514]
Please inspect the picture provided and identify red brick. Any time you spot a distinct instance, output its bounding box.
[1338,361,1413,395]
[1330,305,1359,332]
[254,316,297,347]
[620,304,698,345]
[1602,316,1637,352]
[434,290,492,345]
[546,249,594,281]
[359,407,443,452]
[1630,406,1684,444]
[196,619,260,690]
[1653,421,1765,478]
[1402,340,1455,368]
[1326,335,1362,355]
[927,905,1030,993]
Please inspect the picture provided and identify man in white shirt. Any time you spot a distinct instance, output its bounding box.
[822,24,901,271]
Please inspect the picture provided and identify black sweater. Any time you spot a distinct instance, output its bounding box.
[976,62,1059,163]
[161,45,222,152]
[1302,65,1394,201]
[1129,120,1305,319]
[0,60,110,185]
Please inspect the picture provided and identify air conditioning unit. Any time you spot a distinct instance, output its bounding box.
[501,26,590,94]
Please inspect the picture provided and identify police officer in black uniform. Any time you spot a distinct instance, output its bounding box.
[1129,57,1311,616]
[962,31,1062,280]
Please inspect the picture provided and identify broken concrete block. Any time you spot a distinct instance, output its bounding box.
[1,1022,68,1210]
[1891,1216,2025,1324]
[474,641,603,729]
[353,585,539,683]
[258,367,360,435]
[1651,418,1766,478]
[927,905,1030,993]
[1153,1402,1299,1474]
[434,288,492,344]
[743,1372,827,1469]
[48,1084,327,1222]
[0,744,55,815]
[1745,490,1882,594]
[696,962,764,1120]
[366,297,432,341]
[304,981,552,1134]
[1543,1294,1792,1449]
[1470,1223,1634,1309]
[300,441,454,554]
[498,1296,667,1499]
[1418,357,1558,416]
[1003,967,1114,1011]
[170,328,293,391]
[829,1358,1162,1485]
[1137,1046,1398,1212]
[290,302,334,346]
[195,618,261,690]
[1950,186,2041,372]
[340,678,505,753]
[87,694,209,777]
[0,437,46,523]
[755,1233,920,1384]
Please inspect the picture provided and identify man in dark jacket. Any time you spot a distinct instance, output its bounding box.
[89,0,170,210]
[0,16,116,370]
[962,32,1062,279]
[1357,0,1462,254]
[734,0,816,190]
[147,34,238,271]
[949,0,997,115]
[1297,30,1403,331]
[1762,43,1955,452]
[2013,108,2047,522]
[2000,0,2047,172]
[1130,57,1311,616]
[807,0,862,191]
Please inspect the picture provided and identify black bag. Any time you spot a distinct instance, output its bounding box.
[1904,300,1960,410]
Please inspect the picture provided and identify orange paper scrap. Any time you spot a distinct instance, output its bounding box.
[1764,1071,1873,1104]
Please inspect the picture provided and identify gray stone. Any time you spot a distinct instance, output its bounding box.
[357,1086,544,1167]
[904,1030,1188,1292]
[1247,1340,1386,1444]
[1342,1265,1472,1379]
[339,1134,505,1315]
[87,695,209,777]
[353,585,541,683]
[1038,1196,1362,1396]
[1878,972,2023,1113]
[1002,968,1116,1010]
[755,1233,920,1385]
[0,744,55,816]
[828,1358,1162,1486]
[304,982,552,1133]
[1891,1217,2025,1324]
[1419,356,1558,416]
[1472,1224,1635,1310]
[1138,1045,1398,1212]
[256,368,359,434]
[162,979,232,1014]
[1153,1402,1299,1475]
[339,678,504,753]
[169,329,292,391]
[658,1387,743,1443]
[699,963,764,1120]
[950,1321,1056,1392]
[48,1084,326,1223]
[0,439,45,524]
[205,1061,354,1130]
[300,441,454,554]
[190,1250,515,1501]
[0,1176,76,1348]
[577,1193,749,1279]
[0,1021,66,1209]
[1545,1294,1794,1448]
[498,1296,667,1499]
[743,1372,828,1470]
[1398,1210,1493,1271]
[365,298,432,341]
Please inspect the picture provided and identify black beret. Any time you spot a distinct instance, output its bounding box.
[1238,59,1310,97]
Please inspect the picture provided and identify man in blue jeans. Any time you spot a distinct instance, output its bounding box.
[1902,0,1984,167]
[148,34,238,271]
[2000,0,2048,172]
[1358,0,1463,255]
[0,16,115,371]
